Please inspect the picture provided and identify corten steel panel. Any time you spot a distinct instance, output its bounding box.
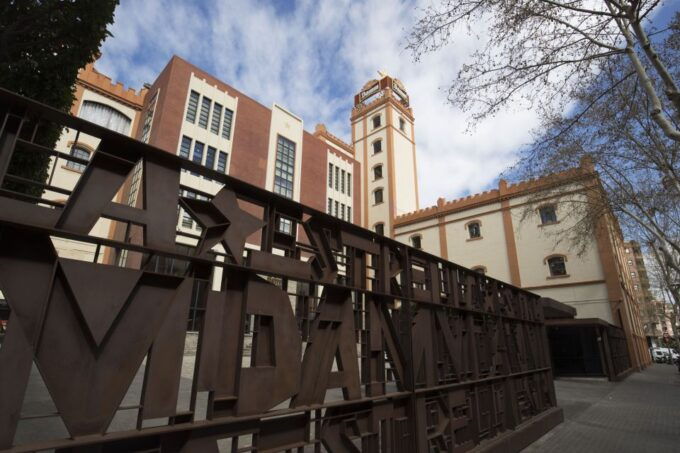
[0,88,561,452]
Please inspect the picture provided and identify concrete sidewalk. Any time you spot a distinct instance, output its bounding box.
[525,364,680,452]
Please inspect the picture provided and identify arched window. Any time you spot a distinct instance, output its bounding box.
[471,266,486,274]
[372,139,383,154]
[373,164,383,180]
[374,222,384,236]
[65,146,91,172]
[410,234,422,249]
[372,114,381,129]
[466,220,482,239]
[373,188,384,205]
[79,100,132,135]
[545,255,568,277]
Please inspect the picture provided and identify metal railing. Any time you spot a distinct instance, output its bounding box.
[0,88,561,452]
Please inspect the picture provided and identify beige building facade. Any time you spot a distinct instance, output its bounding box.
[394,161,650,371]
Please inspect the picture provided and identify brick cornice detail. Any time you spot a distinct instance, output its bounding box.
[314,124,354,155]
[76,63,147,109]
[394,165,596,227]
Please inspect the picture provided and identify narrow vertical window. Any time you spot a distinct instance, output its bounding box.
[347,172,351,196]
[372,114,381,128]
[374,223,384,235]
[373,140,382,154]
[347,206,351,221]
[334,200,339,217]
[192,141,204,165]
[328,163,333,188]
[341,169,346,193]
[198,97,211,129]
[341,204,345,220]
[273,135,295,198]
[328,198,332,214]
[185,90,200,123]
[140,90,158,143]
[411,235,422,249]
[211,103,223,135]
[222,108,234,139]
[335,166,339,190]
[374,188,383,204]
[205,146,216,170]
[217,151,228,173]
[179,135,192,158]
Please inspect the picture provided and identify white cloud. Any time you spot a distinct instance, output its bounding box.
[99,0,542,207]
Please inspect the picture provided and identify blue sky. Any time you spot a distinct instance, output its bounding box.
[98,0,679,207]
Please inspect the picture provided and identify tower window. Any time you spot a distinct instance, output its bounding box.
[373,139,382,154]
[467,221,481,239]
[373,165,383,180]
[410,235,422,249]
[372,114,381,128]
[399,118,406,132]
[374,223,384,236]
[374,188,383,205]
[274,135,296,198]
[539,205,557,224]
[546,256,567,277]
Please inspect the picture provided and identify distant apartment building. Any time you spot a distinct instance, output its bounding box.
[50,56,648,374]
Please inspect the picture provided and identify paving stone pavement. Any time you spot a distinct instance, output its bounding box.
[524,364,680,452]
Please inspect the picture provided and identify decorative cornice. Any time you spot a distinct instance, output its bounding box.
[76,63,147,109]
[350,88,413,122]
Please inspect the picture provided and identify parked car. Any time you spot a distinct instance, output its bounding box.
[652,347,679,363]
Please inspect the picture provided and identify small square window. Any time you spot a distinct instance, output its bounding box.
[277,217,293,235]
[411,235,421,249]
[539,205,557,224]
[375,223,384,235]
[372,114,381,128]
[547,256,567,277]
[468,222,481,239]
[373,140,382,154]
[373,165,383,180]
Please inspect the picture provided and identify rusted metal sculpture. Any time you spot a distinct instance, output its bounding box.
[0,88,562,452]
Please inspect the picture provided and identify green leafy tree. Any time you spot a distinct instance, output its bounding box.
[0,0,119,195]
